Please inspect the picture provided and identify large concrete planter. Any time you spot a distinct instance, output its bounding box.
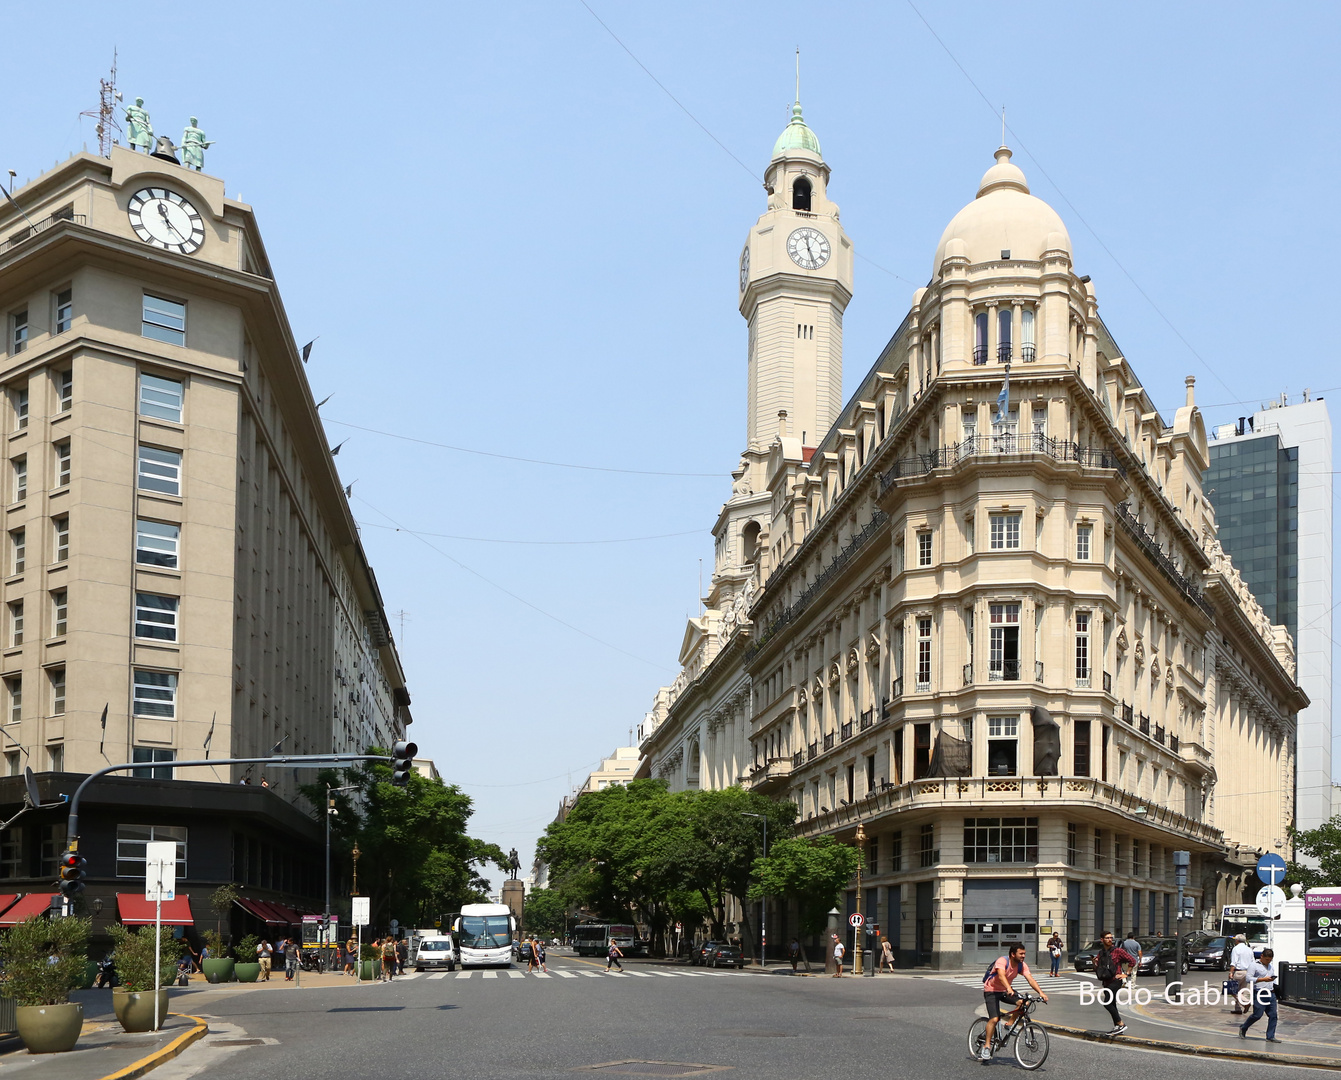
[233,963,261,983]
[359,961,378,981]
[16,1003,83,1053]
[202,958,235,984]
[112,989,169,1033]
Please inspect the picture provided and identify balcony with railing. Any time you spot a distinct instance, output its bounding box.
[1154,724,1165,745]
[792,749,805,768]
[973,345,989,365]
[1169,734,1180,753]
[860,708,874,731]
[1122,703,1134,725]
[1076,667,1091,689]
[1139,714,1151,736]
[1180,740,1212,777]
[0,209,86,257]
[808,741,819,762]
[840,722,853,742]
[988,660,1021,682]
[1103,671,1112,693]
[746,756,794,791]
[890,677,904,701]
[1021,344,1036,363]
[823,732,835,752]
[1114,501,1213,617]
[915,678,931,693]
[997,343,1012,364]
[880,433,1126,493]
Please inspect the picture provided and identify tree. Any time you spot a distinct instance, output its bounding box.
[1287,817,1341,890]
[749,835,860,970]
[522,888,568,938]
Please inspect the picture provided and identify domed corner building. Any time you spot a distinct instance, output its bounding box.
[637,114,1306,970]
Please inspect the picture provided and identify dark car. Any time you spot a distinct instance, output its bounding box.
[1186,935,1231,972]
[703,942,745,968]
[1133,938,1185,976]
[1072,940,1104,973]
[690,940,720,966]
[512,941,535,964]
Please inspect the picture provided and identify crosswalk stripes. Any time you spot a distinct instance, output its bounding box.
[427,973,449,980]
[482,971,498,979]
[555,971,578,978]
[533,972,551,978]
[650,971,680,977]
[507,970,524,979]
[579,971,604,978]
[625,971,654,977]
[943,974,1097,995]
[456,971,473,979]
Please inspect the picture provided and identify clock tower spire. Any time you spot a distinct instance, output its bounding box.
[737,91,853,451]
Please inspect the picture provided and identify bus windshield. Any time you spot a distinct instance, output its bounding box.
[459,915,512,949]
[1221,911,1270,946]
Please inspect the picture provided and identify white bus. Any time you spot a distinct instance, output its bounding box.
[571,922,639,957]
[453,903,515,967]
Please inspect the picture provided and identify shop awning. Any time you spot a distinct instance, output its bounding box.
[117,894,194,926]
[0,895,21,919]
[234,897,287,925]
[0,893,57,926]
[266,902,303,926]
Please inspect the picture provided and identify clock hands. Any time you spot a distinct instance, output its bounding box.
[156,202,184,240]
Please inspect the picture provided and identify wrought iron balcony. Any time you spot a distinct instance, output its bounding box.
[973,345,989,365]
[0,210,86,257]
[1122,703,1134,725]
[1115,501,1213,617]
[1139,714,1151,736]
[997,343,1013,364]
[890,677,904,700]
[1021,344,1036,363]
[823,732,835,752]
[860,708,874,731]
[792,750,805,768]
[808,741,819,762]
[988,660,1021,682]
[1169,734,1180,753]
[1076,668,1091,688]
[1154,724,1165,745]
[881,433,1126,492]
[840,722,852,742]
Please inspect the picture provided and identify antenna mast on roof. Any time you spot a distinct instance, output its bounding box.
[80,50,122,158]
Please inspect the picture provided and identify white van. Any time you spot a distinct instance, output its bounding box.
[414,935,457,972]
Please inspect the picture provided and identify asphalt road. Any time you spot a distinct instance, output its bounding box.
[144,953,1318,1080]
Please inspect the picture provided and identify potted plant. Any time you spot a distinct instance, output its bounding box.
[233,934,262,983]
[360,941,381,981]
[0,914,91,1053]
[200,929,233,984]
[108,925,181,1032]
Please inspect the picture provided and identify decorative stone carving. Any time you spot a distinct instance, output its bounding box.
[1116,627,1129,654]
[1134,638,1145,668]
[828,663,841,688]
[731,460,753,497]
[1165,658,1174,687]
[865,633,881,661]
[846,648,860,675]
[797,687,807,708]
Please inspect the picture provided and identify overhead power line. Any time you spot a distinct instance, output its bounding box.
[355,519,701,546]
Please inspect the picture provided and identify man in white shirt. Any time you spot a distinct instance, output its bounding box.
[1238,948,1279,1043]
[1228,935,1256,1015]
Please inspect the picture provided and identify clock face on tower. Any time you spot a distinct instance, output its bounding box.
[739,245,750,293]
[786,227,830,270]
[127,188,206,255]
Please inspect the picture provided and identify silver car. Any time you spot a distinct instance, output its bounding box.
[414,937,457,972]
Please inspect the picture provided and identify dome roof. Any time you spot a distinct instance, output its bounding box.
[772,101,821,159]
[933,147,1071,272]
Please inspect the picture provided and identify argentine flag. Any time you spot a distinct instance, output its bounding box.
[995,365,1011,425]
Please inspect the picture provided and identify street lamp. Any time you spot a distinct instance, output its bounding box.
[325,783,359,935]
[743,812,767,968]
[853,822,866,976]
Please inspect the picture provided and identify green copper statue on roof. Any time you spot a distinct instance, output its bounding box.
[181,117,214,172]
[125,97,153,152]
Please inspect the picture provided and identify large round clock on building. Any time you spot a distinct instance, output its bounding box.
[127,188,205,254]
[739,245,750,293]
[786,226,830,270]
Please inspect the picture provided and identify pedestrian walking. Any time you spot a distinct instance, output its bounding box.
[257,938,273,981]
[1238,948,1280,1043]
[537,939,547,973]
[1228,934,1256,1015]
[1047,932,1064,977]
[880,935,896,973]
[344,936,357,977]
[396,937,408,975]
[788,937,801,973]
[831,932,845,977]
[1091,930,1136,1036]
[527,938,540,973]
[284,937,299,981]
[381,936,397,980]
[606,941,624,971]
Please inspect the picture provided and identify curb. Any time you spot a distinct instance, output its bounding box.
[1040,1020,1341,1069]
[96,1013,209,1080]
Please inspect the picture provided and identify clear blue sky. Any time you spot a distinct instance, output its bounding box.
[7,2,1339,893]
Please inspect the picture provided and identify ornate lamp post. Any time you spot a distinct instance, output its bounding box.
[351,842,362,895]
[853,822,866,975]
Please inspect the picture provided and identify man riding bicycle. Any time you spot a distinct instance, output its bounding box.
[981,941,1048,1064]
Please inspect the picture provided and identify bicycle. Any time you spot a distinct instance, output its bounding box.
[967,993,1050,1070]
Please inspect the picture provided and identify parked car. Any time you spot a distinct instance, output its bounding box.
[1185,935,1231,972]
[704,942,744,969]
[414,936,457,972]
[512,940,535,965]
[1133,937,1185,976]
[690,941,720,966]
[1072,940,1104,973]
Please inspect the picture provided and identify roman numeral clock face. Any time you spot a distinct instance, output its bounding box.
[787,226,830,270]
[127,188,205,254]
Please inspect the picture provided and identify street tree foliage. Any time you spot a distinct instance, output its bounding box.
[1287,816,1341,890]
[521,887,568,938]
[537,780,799,954]
[749,835,861,936]
[303,752,506,930]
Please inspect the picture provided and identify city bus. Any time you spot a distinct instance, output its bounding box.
[571,923,639,957]
[1220,904,1271,954]
[453,903,515,967]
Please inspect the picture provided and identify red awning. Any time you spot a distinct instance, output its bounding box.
[117,894,194,926]
[0,893,57,926]
[266,902,303,926]
[0,895,21,919]
[235,897,286,925]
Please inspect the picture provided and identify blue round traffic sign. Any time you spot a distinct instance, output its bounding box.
[1256,852,1287,885]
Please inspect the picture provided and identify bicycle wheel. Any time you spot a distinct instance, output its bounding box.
[1013,1021,1050,1071]
[967,1017,989,1057]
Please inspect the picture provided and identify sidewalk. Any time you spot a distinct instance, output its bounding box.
[0,1012,206,1080]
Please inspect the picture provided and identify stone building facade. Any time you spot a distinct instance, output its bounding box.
[640,105,1306,967]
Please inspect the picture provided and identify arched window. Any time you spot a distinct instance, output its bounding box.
[741,521,761,567]
[974,312,989,364]
[997,308,1013,364]
[1021,308,1036,362]
[792,177,812,212]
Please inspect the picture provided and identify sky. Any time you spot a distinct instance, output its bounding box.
[6,2,1340,894]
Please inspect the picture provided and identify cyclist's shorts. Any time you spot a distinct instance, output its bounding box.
[983,990,1021,1016]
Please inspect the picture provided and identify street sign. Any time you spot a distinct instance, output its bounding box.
[1256,852,1287,885]
[390,918,399,933]
[849,912,864,928]
[144,841,176,901]
[1257,884,1287,918]
[675,922,683,932]
[352,896,370,927]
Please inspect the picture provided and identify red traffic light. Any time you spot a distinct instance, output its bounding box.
[59,852,85,881]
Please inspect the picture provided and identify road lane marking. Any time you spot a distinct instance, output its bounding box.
[625,971,653,977]
[580,971,604,978]
[555,971,579,978]
[483,971,498,979]
[428,973,449,980]
[533,972,551,978]
[507,970,525,978]
[456,971,473,979]
[651,971,680,977]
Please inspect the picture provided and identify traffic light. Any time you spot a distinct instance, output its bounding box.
[391,741,417,787]
[58,850,86,899]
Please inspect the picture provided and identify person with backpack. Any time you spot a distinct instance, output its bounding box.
[1047,932,1063,977]
[1092,931,1137,1036]
[606,941,624,971]
[979,942,1048,1063]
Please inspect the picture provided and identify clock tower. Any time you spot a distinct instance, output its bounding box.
[738,98,853,451]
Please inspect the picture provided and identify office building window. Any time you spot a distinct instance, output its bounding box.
[54,441,70,487]
[8,601,22,646]
[988,603,1021,681]
[1073,719,1091,777]
[10,310,27,355]
[142,295,186,346]
[917,530,933,567]
[55,290,72,335]
[132,669,177,718]
[9,528,23,575]
[12,386,27,430]
[1076,524,1092,561]
[0,827,19,877]
[1067,822,1079,867]
[867,835,879,875]
[39,823,65,877]
[130,747,176,781]
[989,513,1021,549]
[918,822,937,867]
[889,832,902,872]
[50,589,67,637]
[135,520,179,568]
[137,445,181,496]
[2,752,16,777]
[964,817,1038,863]
[5,676,19,724]
[1076,611,1091,685]
[139,374,184,423]
[57,369,72,412]
[12,457,24,502]
[987,715,1019,776]
[52,515,68,562]
[47,743,63,772]
[916,617,932,690]
[48,667,65,715]
[913,722,932,779]
[135,593,178,641]
[115,824,186,875]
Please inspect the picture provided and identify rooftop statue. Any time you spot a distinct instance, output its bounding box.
[125,97,153,152]
[181,117,214,172]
